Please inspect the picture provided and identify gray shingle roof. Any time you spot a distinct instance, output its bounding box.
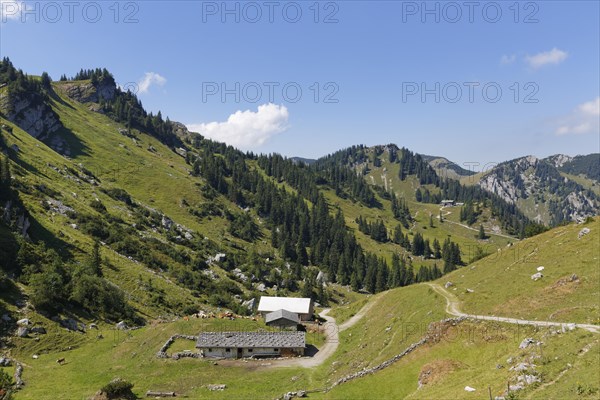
[196,331,305,349]
[265,309,299,325]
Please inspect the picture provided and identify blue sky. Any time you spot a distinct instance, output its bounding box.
[1,0,599,168]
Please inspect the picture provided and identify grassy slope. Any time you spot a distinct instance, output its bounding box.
[0,94,208,315]
[12,226,599,399]
[323,154,515,266]
[323,221,599,399]
[323,320,598,400]
[439,218,600,325]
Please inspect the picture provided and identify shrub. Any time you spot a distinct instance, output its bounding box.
[100,378,135,399]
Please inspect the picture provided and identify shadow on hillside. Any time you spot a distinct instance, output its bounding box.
[26,211,75,260]
[45,125,91,158]
[48,88,76,110]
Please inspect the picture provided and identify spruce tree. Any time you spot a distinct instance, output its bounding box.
[478,224,486,240]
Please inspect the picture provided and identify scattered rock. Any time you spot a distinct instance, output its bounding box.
[241,298,255,310]
[0,357,11,367]
[256,283,266,292]
[510,362,534,372]
[464,386,476,392]
[30,326,46,334]
[578,227,590,239]
[161,216,173,230]
[518,374,541,385]
[32,354,39,359]
[537,266,545,272]
[206,384,226,391]
[116,321,128,330]
[569,274,579,282]
[509,383,524,391]
[466,288,474,293]
[16,327,28,337]
[17,318,30,326]
[444,281,454,288]
[60,318,84,332]
[531,272,543,281]
[519,338,537,349]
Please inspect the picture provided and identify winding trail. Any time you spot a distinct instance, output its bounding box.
[427,283,600,334]
[269,300,376,368]
[439,206,516,240]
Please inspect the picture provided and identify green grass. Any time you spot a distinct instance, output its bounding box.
[322,321,599,400]
[437,217,600,324]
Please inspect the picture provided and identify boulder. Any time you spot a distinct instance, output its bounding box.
[0,357,11,367]
[536,266,544,272]
[242,298,255,310]
[30,326,47,334]
[161,216,173,230]
[531,272,543,281]
[116,321,128,330]
[464,386,476,392]
[578,227,590,238]
[444,281,454,288]
[206,384,226,391]
[519,338,536,349]
[17,318,30,326]
[16,326,28,337]
[518,374,541,385]
[61,318,80,331]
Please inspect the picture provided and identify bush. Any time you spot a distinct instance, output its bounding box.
[100,378,135,399]
[101,188,133,206]
[89,199,107,213]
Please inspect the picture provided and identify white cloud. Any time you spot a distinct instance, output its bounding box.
[578,97,600,117]
[525,48,568,69]
[1,0,24,21]
[555,97,600,136]
[137,72,166,94]
[500,54,516,65]
[187,103,289,149]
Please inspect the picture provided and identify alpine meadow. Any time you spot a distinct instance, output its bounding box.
[0,1,599,399]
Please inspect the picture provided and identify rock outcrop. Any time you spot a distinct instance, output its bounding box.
[60,80,115,104]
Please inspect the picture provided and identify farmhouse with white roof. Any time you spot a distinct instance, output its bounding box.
[257,296,314,321]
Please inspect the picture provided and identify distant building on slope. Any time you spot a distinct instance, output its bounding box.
[196,331,305,358]
[257,296,314,321]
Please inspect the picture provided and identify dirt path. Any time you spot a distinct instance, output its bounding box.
[268,300,376,369]
[427,283,600,334]
[439,206,516,240]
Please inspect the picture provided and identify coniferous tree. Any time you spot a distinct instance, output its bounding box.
[478,224,486,240]
[88,240,102,277]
